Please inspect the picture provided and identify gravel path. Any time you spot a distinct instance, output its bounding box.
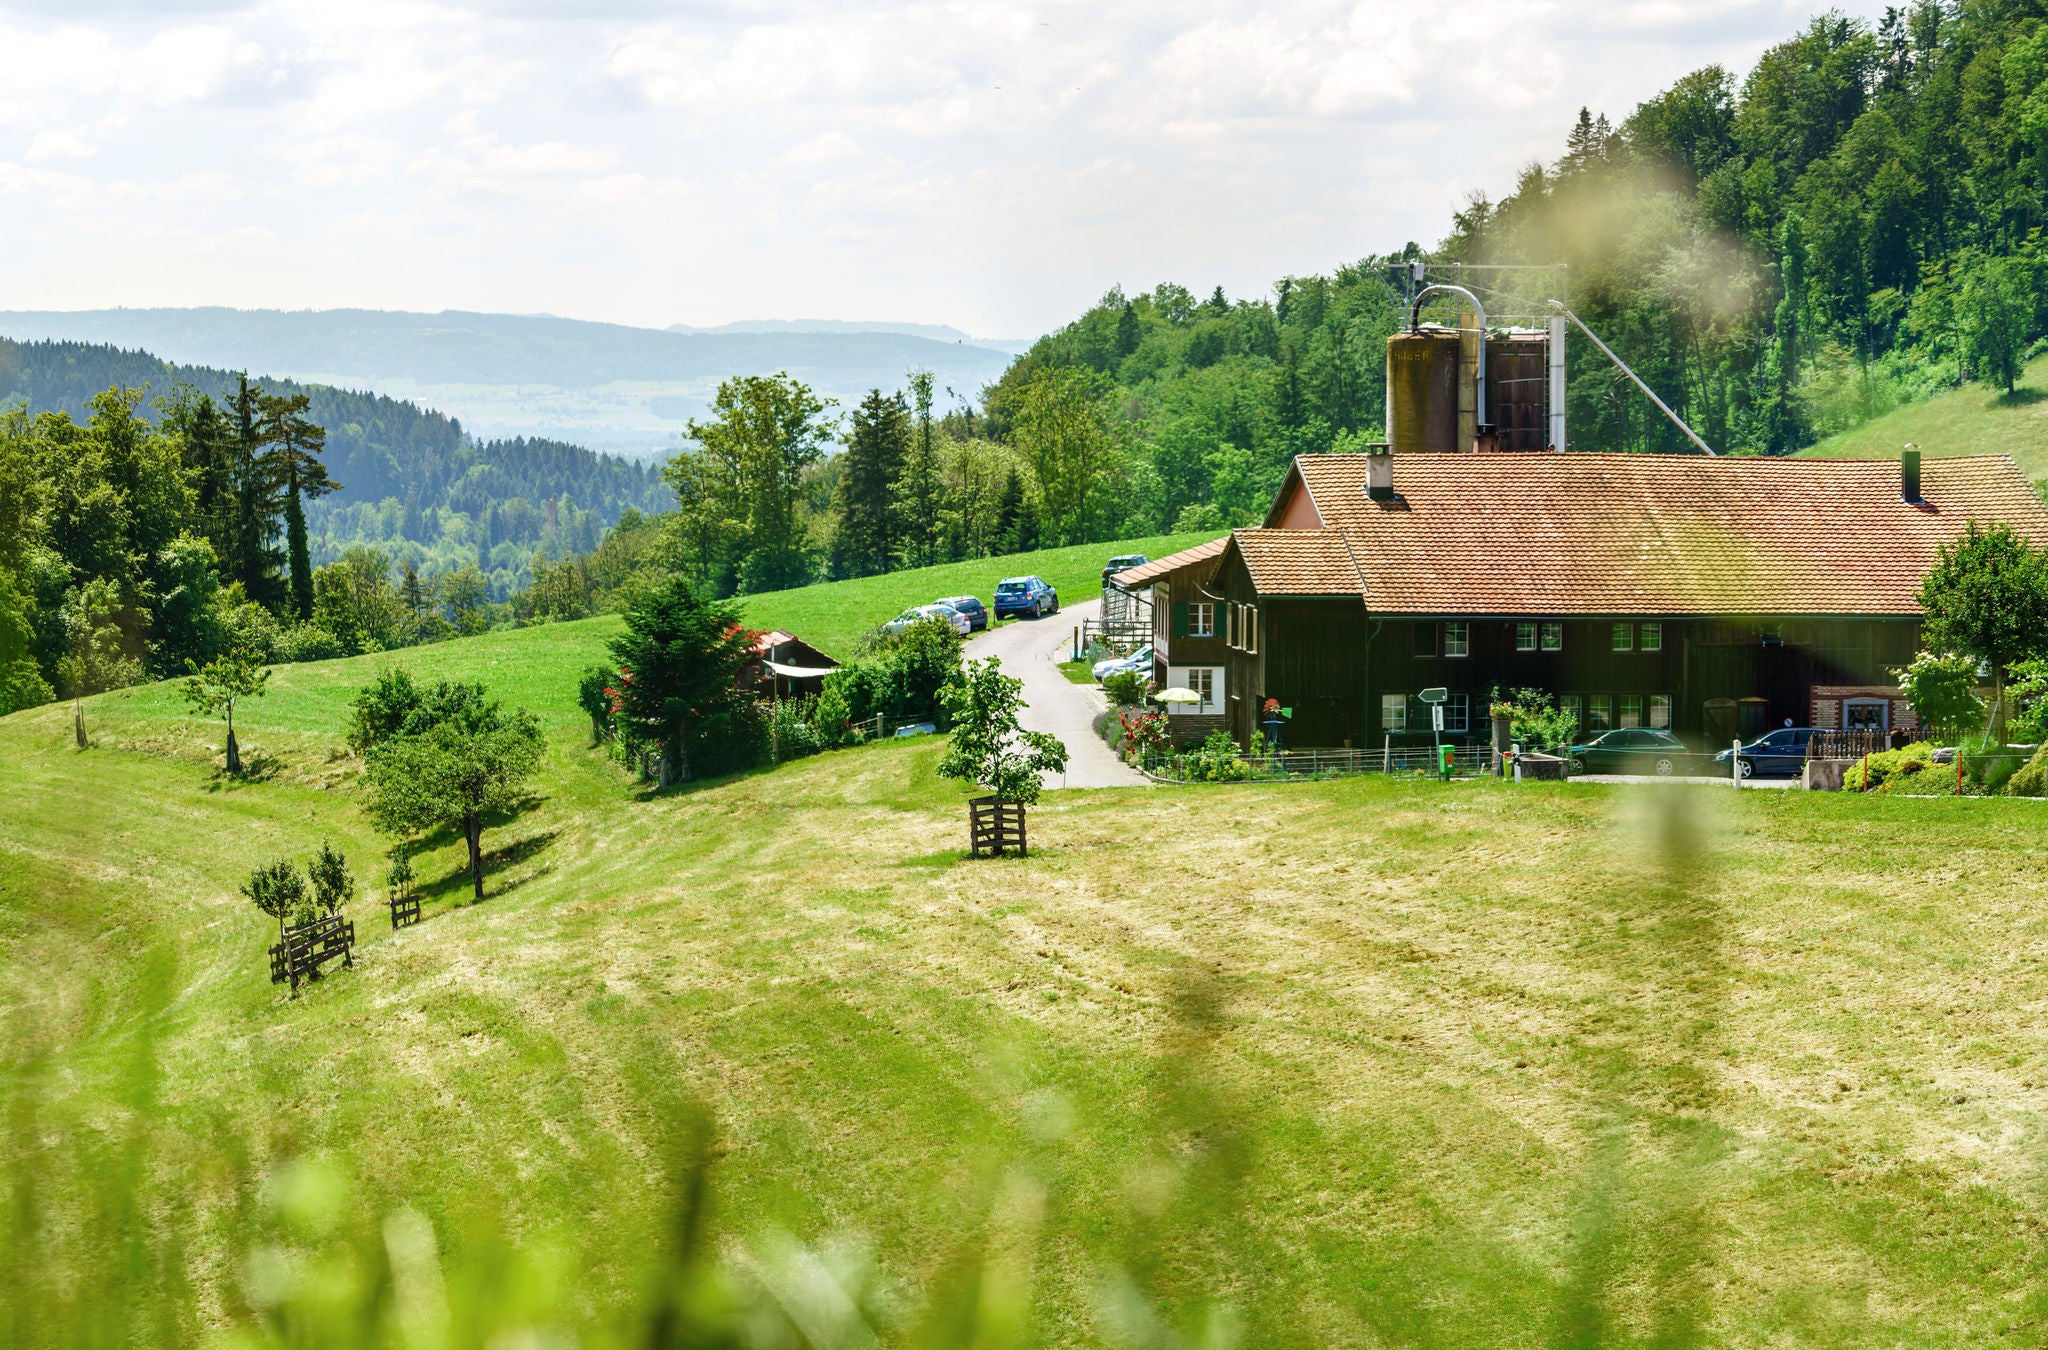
[963,597,1150,790]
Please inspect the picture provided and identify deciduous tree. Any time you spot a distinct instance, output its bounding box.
[937,656,1068,805]
[181,645,270,774]
[361,695,544,902]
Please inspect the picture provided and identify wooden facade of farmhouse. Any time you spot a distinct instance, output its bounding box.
[1167,450,2048,753]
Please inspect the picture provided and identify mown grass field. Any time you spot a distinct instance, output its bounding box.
[6,540,2048,1345]
[735,530,1220,658]
[1804,351,2048,484]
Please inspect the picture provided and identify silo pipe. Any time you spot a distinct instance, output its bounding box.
[1409,283,1489,434]
[1546,300,1716,456]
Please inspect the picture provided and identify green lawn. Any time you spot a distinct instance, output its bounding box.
[8,542,2048,1345]
[1803,350,2048,485]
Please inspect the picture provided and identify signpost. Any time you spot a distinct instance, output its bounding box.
[1420,687,1449,780]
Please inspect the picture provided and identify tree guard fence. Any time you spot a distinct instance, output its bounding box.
[269,914,356,991]
[969,796,1028,857]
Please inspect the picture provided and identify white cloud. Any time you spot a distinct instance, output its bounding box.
[0,0,1899,336]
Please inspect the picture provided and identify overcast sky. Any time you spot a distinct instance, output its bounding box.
[0,0,1894,339]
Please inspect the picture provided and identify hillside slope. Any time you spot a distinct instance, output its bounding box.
[5,549,2048,1344]
[1802,354,2048,487]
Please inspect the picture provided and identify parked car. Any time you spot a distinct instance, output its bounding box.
[1566,728,1694,777]
[1713,726,1820,778]
[1102,554,1149,585]
[932,594,989,631]
[883,603,971,638]
[992,575,1058,618]
[1092,645,1156,683]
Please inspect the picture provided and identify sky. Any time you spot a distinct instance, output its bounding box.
[0,0,1897,341]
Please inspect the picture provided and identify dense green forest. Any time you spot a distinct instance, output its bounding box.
[0,339,669,584]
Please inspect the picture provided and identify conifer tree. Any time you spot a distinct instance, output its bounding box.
[832,389,908,578]
[260,391,339,621]
[896,370,945,568]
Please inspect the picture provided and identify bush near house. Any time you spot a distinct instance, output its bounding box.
[2005,743,2048,797]
[1842,742,1939,793]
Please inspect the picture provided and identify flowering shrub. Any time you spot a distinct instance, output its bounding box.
[1118,709,1170,763]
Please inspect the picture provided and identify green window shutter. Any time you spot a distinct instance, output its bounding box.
[1173,603,1188,638]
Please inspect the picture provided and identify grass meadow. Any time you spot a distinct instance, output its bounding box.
[1804,350,2048,483]
[5,536,2048,1346]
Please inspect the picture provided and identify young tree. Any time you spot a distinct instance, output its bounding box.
[242,858,309,935]
[307,841,354,918]
[361,699,545,902]
[57,578,142,746]
[607,576,756,785]
[936,656,1069,805]
[180,646,270,774]
[1917,522,2048,736]
[260,391,339,621]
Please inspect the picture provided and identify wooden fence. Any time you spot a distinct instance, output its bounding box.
[389,894,421,929]
[268,914,355,991]
[969,796,1028,857]
[1072,618,1151,660]
[1808,729,1891,760]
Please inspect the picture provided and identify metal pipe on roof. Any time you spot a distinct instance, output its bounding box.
[1546,300,1716,456]
[1409,284,1490,435]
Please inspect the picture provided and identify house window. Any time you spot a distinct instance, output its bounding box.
[1515,622,1537,652]
[1444,621,1470,658]
[1169,666,1221,714]
[1618,694,1643,728]
[1540,622,1563,652]
[1412,622,1436,658]
[1641,622,1663,652]
[1587,695,1612,731]
[1244,606,1259,654]
[1649,695,1672,729]
[1612,623,1633,652]
[1445,693,1470,733]
[1560,695,1583,733]
[1381,693,1407,733]
[1189,602,1215,637]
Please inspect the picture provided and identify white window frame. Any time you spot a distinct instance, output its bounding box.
[1244,606,1259,654]
[1189,602,1214,637]
[1649,695,1672,730]
[1587,694,1613,731]
[1540,622,1563,652]
[1444,621,1470,658]
[1515,622,1537,652]
[1560,695,1583,732]
[1164,665,1223,715]
[1612,623,1633,653]
[1444,692,1470,733]
[1618,694,1643,728]
[1381,692,1407,732]
[1641,622,1663,653]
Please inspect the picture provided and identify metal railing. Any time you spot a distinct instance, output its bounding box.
[1072,618,1151,660]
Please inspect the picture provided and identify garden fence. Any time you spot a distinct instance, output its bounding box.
[1140,743,1493,784]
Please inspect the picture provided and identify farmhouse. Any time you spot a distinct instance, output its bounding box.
[1149,449,2048,752]
[741,630,838,700]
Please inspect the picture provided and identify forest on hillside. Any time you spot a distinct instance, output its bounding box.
[0,339,670,583]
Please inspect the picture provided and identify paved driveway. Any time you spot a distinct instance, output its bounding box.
[964,597,1149,790]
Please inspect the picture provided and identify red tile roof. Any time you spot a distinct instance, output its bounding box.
[1109,537,1228,589]
[1224,452,2048,616]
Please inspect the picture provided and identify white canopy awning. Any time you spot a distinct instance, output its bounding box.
[762,660,837,678]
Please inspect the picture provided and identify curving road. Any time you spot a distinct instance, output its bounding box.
[964,597,1150,790]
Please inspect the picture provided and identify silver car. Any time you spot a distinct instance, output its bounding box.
[883,603,972,638]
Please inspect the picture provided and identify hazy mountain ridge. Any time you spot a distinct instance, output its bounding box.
[0,308,1022,450]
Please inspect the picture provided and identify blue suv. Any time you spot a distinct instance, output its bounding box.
[993,575,1058,618]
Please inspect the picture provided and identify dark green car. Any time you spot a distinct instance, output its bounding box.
[1566,728,1693,777]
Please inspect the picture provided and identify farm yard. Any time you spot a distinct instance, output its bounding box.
[7,554,2048,1347]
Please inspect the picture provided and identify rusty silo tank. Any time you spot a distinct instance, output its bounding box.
[1385,327,1461,454]
[1385,325,1555,453]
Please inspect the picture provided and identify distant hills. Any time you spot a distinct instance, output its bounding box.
[666,318,1030,352]
[0,308,1024,453]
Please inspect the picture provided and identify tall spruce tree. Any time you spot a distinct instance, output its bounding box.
[897,370,945,568]
[226,374,284,610]
[832,389,908,578]
[259,391,338,621]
